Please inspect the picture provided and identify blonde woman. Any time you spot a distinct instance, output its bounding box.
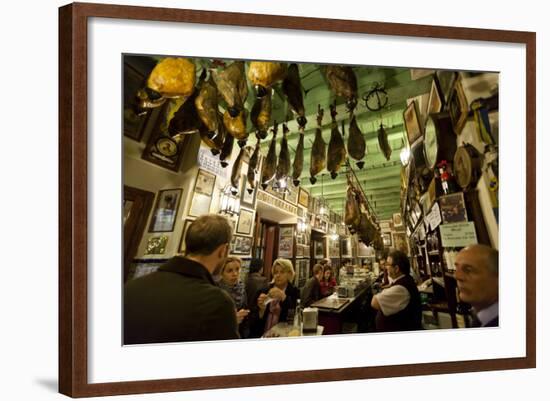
[250,258,300,337]
[218,257,250,337]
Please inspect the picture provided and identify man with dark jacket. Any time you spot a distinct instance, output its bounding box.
[301,264,324,307]
[124,214,239,344]
[371,250,422,332]
[245,258,268,309]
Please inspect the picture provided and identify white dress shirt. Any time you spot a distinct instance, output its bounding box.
[375,275,410,316]
[476,301,499,327]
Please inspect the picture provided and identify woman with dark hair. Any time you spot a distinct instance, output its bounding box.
[320,265,337,296]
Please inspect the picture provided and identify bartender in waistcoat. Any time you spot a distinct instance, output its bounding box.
[371,250,422,332]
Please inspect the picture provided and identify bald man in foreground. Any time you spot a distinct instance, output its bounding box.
[454,244,499,327]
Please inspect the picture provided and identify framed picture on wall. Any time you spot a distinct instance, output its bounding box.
[403,100,422,145]
[426,76,443,117]
[236,208,255,235]
[439,192,468,223]
[230,235,253,256]
[448,75,469,135]
[148,188,182,232]
[285,181,299,205]
[382,233,392,247]
[194,169,216,196]
[177,219,194,254]
[188,192,212,217]
[141,103,190,172]
[314,240,324,259]
[393,213,403,228]
[298,187,310,208]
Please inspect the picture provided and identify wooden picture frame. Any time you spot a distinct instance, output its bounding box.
[194,169,216,197]
[177,219,194,254]
[426,76,443,117]
[188,192,212,218]
[439,192,469,224]
[284,181,299,205]
[148,188,182,233]
[403,100,423,145]
[229,235,253,256]
[448,75,469,135]
[298,187,310,208]
[140,102,190,172]
[60,2,535,397]
[236,208,255,235]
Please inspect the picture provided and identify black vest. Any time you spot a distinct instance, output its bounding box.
[375,275,422,332]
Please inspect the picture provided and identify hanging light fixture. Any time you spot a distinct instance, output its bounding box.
[272,177,289,194]
[219,184,241,216]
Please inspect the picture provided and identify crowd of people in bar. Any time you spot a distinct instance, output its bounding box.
[124,214,499,345]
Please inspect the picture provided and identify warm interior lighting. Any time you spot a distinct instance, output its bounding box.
[400,147,410,166]
[219,185,241,216]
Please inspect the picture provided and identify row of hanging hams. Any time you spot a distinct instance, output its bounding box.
[136,57,383,192]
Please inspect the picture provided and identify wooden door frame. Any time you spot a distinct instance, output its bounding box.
[123,185,155,282]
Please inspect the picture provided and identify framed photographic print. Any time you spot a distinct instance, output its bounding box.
[393,213,403,228]
[314,240,325,259]
[278,225,295,258]
[241,173,257,209]
[188,192,212,217]
[403,100,422,145]
[194,169,216,196]
[144,235,168,255]
[230,235,252,256]
[236,208,255,235]
[341,237,352,258]
[140,104,190,172]
[439,192,468,223]
[426,77,443,117]
[148,188,182,232]
[177,219,194,254]
[60,2,535,397]
[448,75,469,135]
[298,187,310,208]
[382,233,392,248]
[284,181,299,205]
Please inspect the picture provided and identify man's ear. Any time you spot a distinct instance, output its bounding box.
[216,243,228,258]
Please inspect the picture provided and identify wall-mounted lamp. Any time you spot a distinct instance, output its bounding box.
[400,147,411,166]
[219,185,241,216]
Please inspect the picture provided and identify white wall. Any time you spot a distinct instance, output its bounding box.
[0,1,546,401]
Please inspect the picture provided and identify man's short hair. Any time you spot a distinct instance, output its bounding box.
[185,214,232,256]
[388,249,410,276]
[249,258,263,273]
[312,264,323,275]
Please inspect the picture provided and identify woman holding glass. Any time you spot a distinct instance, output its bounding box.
[250,258,300,337]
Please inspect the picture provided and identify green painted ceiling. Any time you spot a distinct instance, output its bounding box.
[128,56,435,221]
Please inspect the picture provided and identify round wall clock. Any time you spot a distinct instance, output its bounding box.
[155,137,178,157]
[453,143,483,189]
[423,112,457,170]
